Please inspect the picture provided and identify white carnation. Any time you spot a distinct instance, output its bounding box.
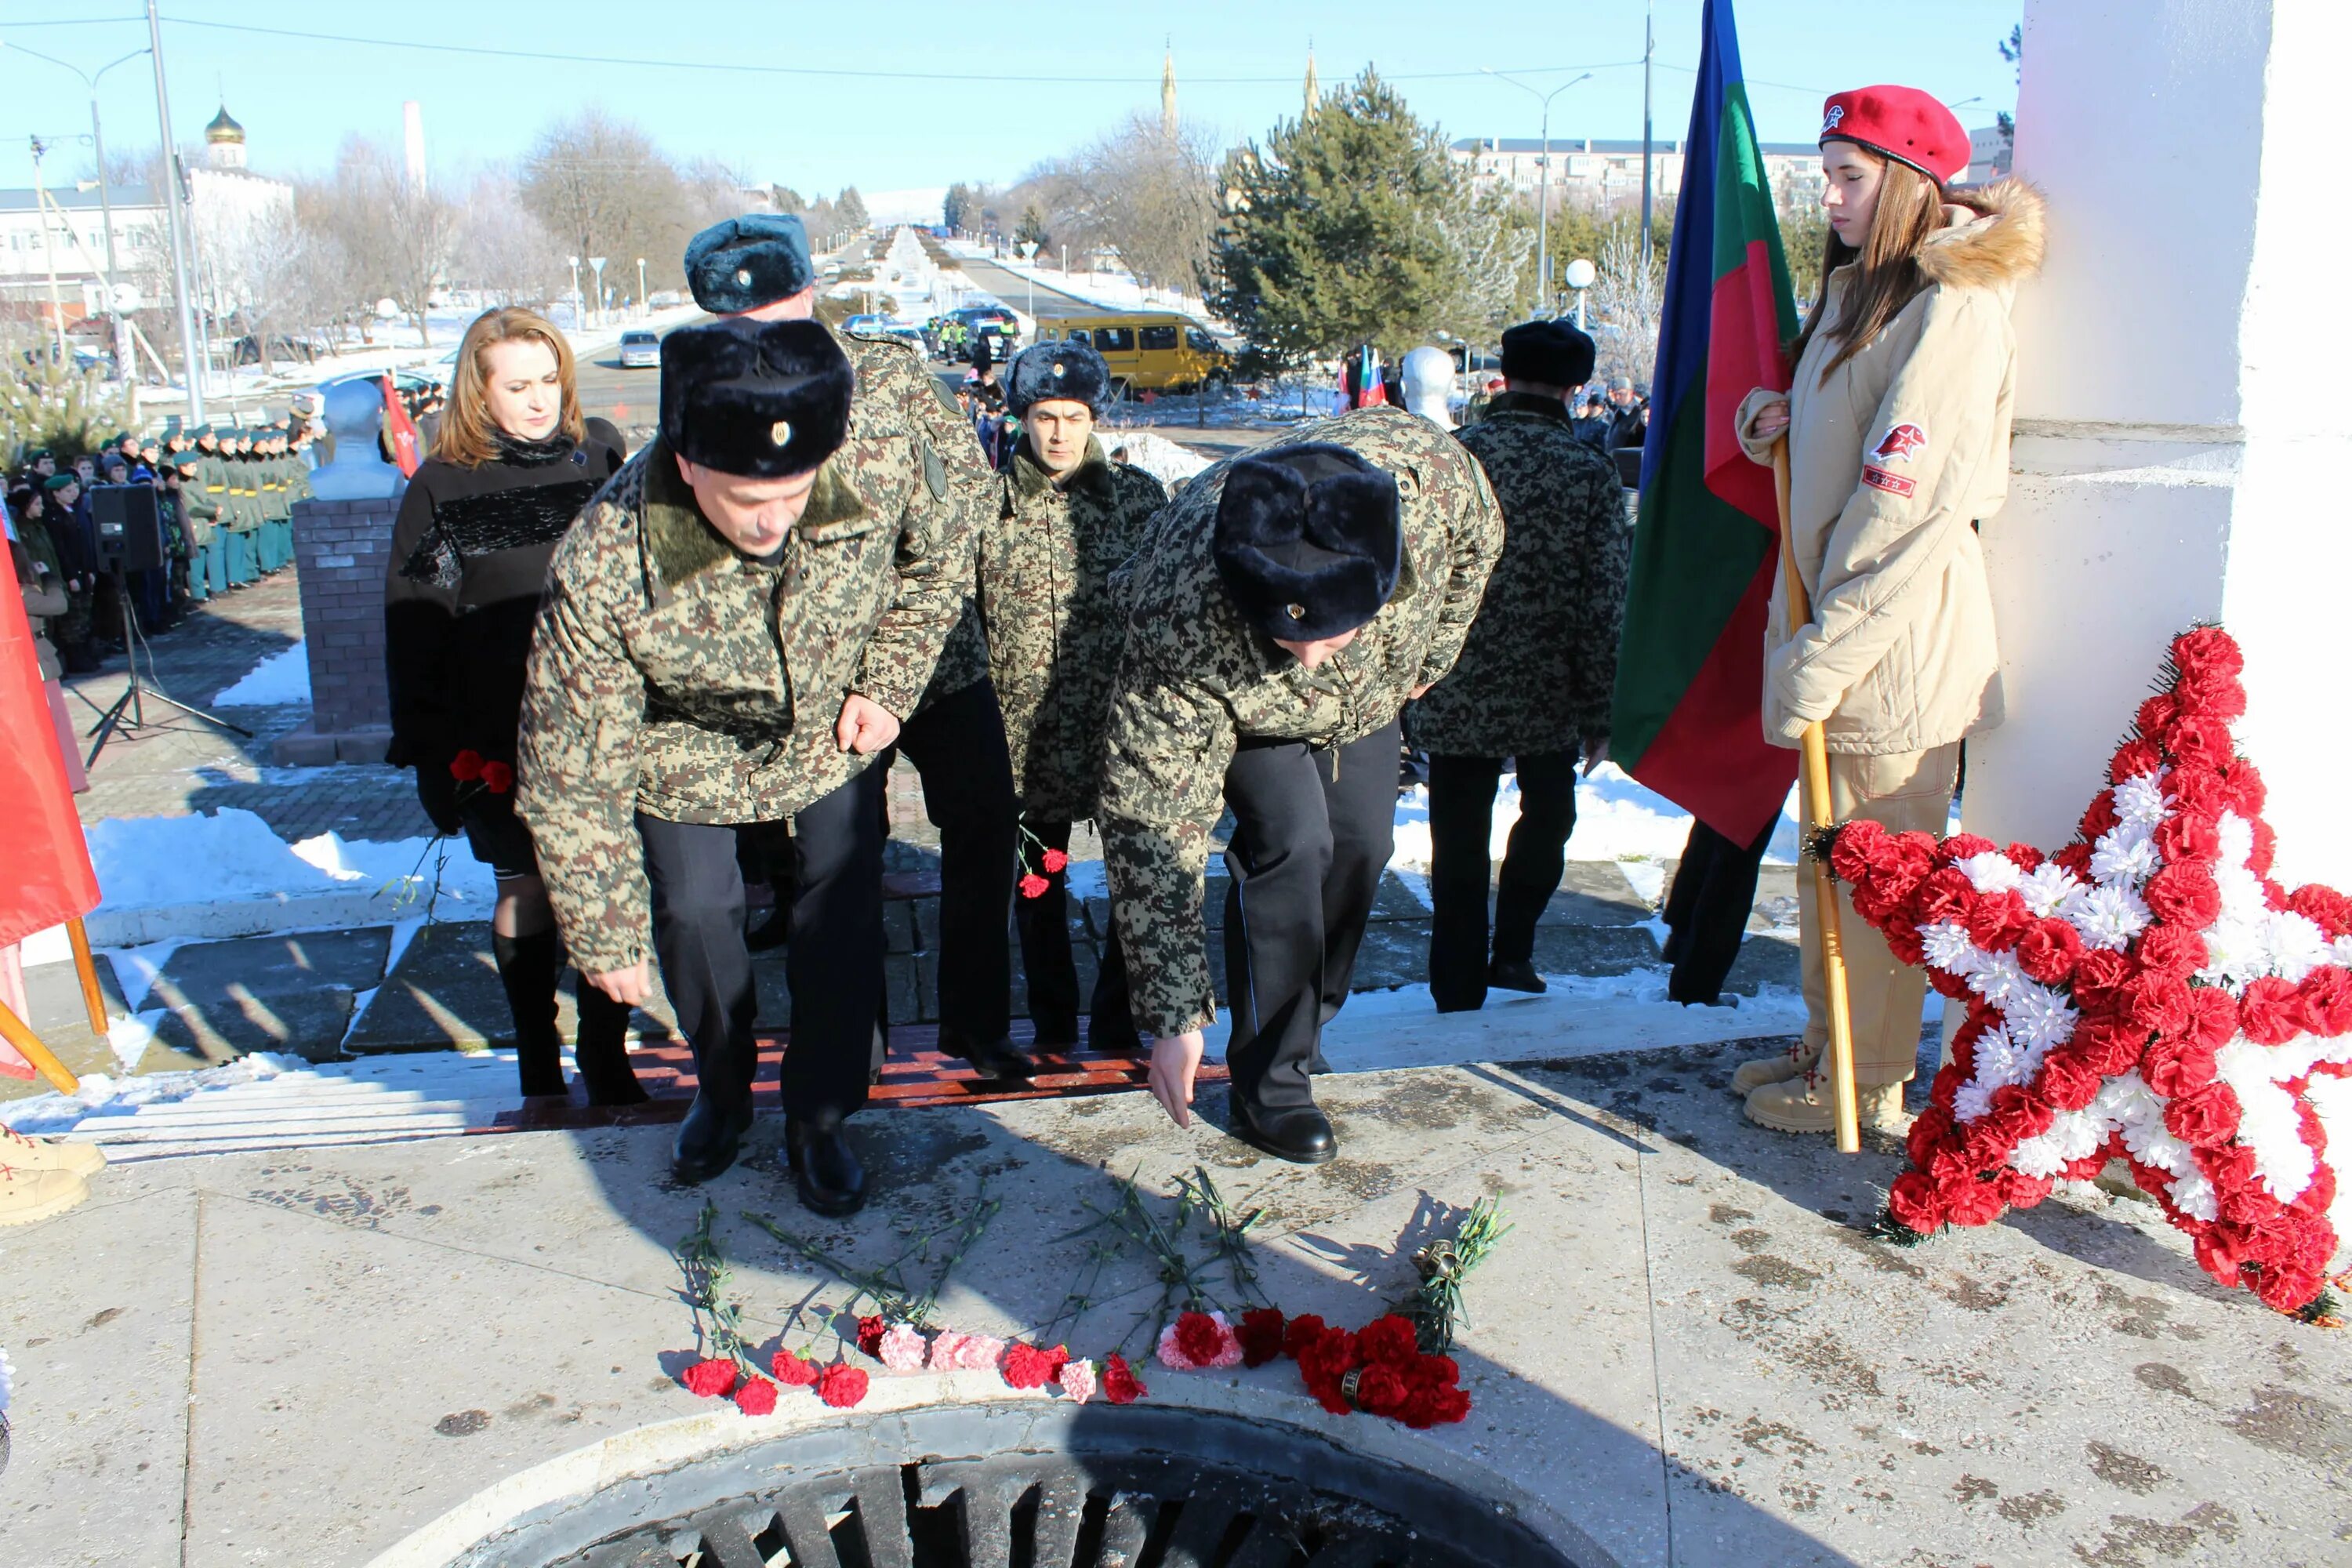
[2112,772,2169,828]
[1953,1083,1994,1123]
[2214,811,2253,866]
[2263,912,2329,985]
[1921,921,1980,975]
[2019,863,2082,919]
[2063,882,2151,950]
[2090,827,2161,887]
[1959,851,2024,895]
[2168,1169,2220,1223]
[2009,1133,2067,1178]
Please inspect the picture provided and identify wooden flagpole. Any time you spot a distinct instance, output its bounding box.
[0,1001,80,1094]
[65,917,109,1036]
[1773,441,1860,1152]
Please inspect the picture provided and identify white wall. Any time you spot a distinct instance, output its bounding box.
[1968,0,2352,891]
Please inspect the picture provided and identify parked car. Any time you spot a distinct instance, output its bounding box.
[619,329,660,368]
[944,306,1022,362]
[1032,313,1232,394]
[232,333,330,367]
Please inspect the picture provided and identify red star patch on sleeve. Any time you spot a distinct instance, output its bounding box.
[1825,626,2352,1316]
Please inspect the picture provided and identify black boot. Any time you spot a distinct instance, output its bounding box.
[572,978,649,1107]
[938,1025,1037,1080]
[672,1091,755,1184]
[786,1111,867,1217]
[1488,958,1548,994]
[1231,1097,1338,1165]
[493,929,569,1098]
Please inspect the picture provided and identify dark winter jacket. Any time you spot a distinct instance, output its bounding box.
[383,419,626,778]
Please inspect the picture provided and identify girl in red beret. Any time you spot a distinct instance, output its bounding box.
[1732,85,2046,1136]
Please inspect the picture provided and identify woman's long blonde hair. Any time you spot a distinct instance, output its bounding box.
[433,306,585,466]
[1791,151,1946,381]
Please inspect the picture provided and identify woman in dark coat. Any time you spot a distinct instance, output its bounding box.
[384,306,644,1103]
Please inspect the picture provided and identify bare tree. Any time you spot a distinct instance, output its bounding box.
[1590,224,1663,388]
[1065,114,1221,295]
[517,111,693,302]
[456,172,563,307]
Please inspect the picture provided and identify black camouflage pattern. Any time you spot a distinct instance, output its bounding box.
[1098,407,1504,1038]
[1406,391,1630,757]
[516,328,991,975]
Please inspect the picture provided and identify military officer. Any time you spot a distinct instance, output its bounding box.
[987,341,1168,1054]
[518,310,985,1214]
[172,448,220,604]
[1406,319,1629,1012]
[683,215,1026,1080]
[1102,408,1504,1161]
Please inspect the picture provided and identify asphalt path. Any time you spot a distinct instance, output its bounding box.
[949,251,1107,321]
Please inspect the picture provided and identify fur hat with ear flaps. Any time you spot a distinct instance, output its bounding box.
[659,318,853,480]
[684,213,815,316]
[1007,340,1110,417]
[1213,444,1403,644]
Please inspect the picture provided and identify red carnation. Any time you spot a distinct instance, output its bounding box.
[1987,1084,2056,1149]
[2165,1084,2244,1149]
[1237,1308,1287,1367]
[856,1316,887,1358]
[818,1363,869,1408]
[2184,985,2240,1052]
[1887,1170,1947,1233]
[1018,873,1051,900]
[2053,842,2096,881]
[1911,867,1976,925]
[1400,1381,1473,1428]
[2141,1036,2218,1098]
[2125,972,2194,1038]
[733,1375,779,1416]
[2165,767,2230,818]
[2297,968,2352,1037]
[1999,1169,2056,1210]
[1102,1352,1147,1405]
[683,1357,738,1398]
[1938,834,1998,865]
[2249,819,2278,877]
[1356,1314,1421,1370]
[2015,918,2084,984]
[2288,886,2352,941]
[480,760,514,794]
[2108,739,2163,784]
[1354,1364,1412,1418]
[2078,792,2122,844]
[772,1351,819,1387]
[2161,715,2233,771]
[1882,917,1926,967]
[1829,819,1887,885]
[2135,692,2180,738]
[2171,626,2245,690]
[2238,977,2303,1046]
[2038,1049,2103,1112]
[2153,812,2222,869]
[2227,757,2267,815]
[2074,1017,2151,1076]
[1174,1311,1225,1367]
[1905,1105,1955,1167]
[1943,1173,2009,1227]
[1040,848,1069,874]
[2145,862,2223,929]
[1282,1314,1330,1359]
[1000,1342,1069,1390]
[2135,921,2208,979]
[1965,889,2033,952]
[449,749,485,782]
[2071,949,2139,1014]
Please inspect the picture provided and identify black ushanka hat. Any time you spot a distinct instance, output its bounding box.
[1214,443,1402,644]
[659,318,854,480]
[1500,318,1596,388]
[685,213,815,315]
[1007,341,1110,416]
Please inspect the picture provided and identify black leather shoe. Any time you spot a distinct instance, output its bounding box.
[670,1091,754,1184]
[1029,1013,1081,1051]
[940,1029,1038,1080]
[1489,959,1548,994]
[1232,1100,1338,1165]
[786,1114,867,1217]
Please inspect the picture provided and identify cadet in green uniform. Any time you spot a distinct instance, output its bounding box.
[1406,320,1629,1011]
[1099,408,1504,1163]
[517,267,989,1210]
[988,341,1170,1054]
[174,448,220,601]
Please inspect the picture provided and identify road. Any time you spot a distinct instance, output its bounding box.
[947,250,1105,322]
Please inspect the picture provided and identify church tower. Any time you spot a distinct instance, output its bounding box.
[1160,47,1178,136]
[204,104,246,170]
[1303,45,1320,122]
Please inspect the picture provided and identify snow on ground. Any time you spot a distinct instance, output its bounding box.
[80,808,495,916]
[948,238,1210,320]
[1109,431,1214,488]
[1391,764,1804,874]
[210,642,310,706]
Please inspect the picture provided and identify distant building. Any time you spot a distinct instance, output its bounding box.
[1450,136,1826,212]
[188,104,298,325]
[0,183,167,324]
[1966,125,2015,185]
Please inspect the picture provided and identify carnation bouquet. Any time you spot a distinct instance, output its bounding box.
[1822,627,2352,1315]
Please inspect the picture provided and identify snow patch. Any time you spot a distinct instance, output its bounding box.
[211,643,311,706]
[1108,430,1213,488]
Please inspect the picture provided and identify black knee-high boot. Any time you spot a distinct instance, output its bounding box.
[572,978,650,1106]
[493,928,568,1098]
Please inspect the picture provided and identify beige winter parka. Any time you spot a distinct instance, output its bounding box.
[1737,178,2045,754]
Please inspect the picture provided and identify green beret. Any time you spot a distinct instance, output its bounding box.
[43,473,78,492]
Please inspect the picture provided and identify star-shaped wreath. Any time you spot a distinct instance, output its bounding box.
[1820,627,2352,1316]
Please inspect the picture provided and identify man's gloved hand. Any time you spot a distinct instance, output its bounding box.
[415,765,463,837]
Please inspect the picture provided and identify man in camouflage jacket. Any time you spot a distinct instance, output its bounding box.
[1100,407,1503,1162]
[517,303,985,1209]
[1406,319,1629,1011]
[986,342,1169,1054]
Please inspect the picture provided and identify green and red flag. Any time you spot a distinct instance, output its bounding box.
[1610,0,1801,846]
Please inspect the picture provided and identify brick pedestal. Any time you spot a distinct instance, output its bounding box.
[274,494,399,765]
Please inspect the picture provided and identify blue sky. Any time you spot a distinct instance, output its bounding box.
[4,2,2020,204]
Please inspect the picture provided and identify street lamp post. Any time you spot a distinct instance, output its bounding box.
[1483,69,1592,318]
[9,42,154,386]
[589,257,608,328]
[143,0,205,417]
[1017,240,1038,322]
[637,257,647,319]
[1563,256,1596,331]
[567,256,581,329]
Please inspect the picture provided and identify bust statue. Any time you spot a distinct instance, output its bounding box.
[1399,346,1457,428]
[306,375,405,500]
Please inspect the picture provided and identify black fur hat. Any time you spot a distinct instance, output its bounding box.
[1500,318,1597,389]
[1213,444,1402,644]
[1007,341,1110,416]
[684,213,815,315]
[659,318,854,480]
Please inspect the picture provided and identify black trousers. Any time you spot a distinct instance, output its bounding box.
[1425,750,1578,1012]
[1221,720,1399,1112]
[1012,818,1137,1051]
[889,677,1018,1047]
[1660,815,1773,1005]
[636,761,885,1122]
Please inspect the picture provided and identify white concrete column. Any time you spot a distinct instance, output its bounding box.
[1970,0,2352,890]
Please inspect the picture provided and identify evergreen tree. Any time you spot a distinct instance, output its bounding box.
[836,187,870,231]
[942,183,975,232]
[1014,205,1051,249]
[1210,69,1526,372]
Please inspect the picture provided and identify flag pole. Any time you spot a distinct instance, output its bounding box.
[0,1001,81,1095]
[1773,440,1860,1152]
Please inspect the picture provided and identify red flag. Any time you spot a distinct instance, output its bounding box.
[0,555,101,956]
[382,373,422,477]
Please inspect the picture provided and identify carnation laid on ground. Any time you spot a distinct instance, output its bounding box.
[1057,1357,1098,1403]
[877,1323,928,1371]
[1156,1309,1244,1370]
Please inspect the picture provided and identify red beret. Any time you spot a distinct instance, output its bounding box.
[1819,85,1969,185]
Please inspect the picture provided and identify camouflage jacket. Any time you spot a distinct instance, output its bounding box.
[1098,407,1504,1038]
[1406,392,1630,757]
[982,436,1168,820]
[517,329,990,975]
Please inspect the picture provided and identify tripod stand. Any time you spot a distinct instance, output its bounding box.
[83,564,249,767]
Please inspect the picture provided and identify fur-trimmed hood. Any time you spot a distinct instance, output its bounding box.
[1917,177,2046,294]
